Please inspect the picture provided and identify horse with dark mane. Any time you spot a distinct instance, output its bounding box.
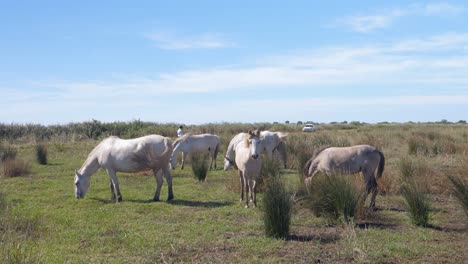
[303,144,385,209]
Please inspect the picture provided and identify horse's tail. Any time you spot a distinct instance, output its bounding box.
[376,150,385,179]
[303,158,314,178]
[162,137,174,160]
[276,141,287,169]
[214,139,220,159]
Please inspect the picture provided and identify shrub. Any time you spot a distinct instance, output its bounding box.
[2,159,31,178]
[401,181,431,227]
[191,153,209,182]
[263,174,292,239]
[306,173,363,223]
[0,146,17,162]
[448,175,468,217]
[35,144,48,165]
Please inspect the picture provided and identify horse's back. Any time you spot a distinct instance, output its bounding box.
[98,135,172,172]
[318,145,380,173]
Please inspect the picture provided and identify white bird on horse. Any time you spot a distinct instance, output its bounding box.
[74,135,174,202]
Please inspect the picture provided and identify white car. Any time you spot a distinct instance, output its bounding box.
[302,124,316,132]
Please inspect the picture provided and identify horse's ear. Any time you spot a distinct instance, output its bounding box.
[256,130,261,137]
[248,130,253,135]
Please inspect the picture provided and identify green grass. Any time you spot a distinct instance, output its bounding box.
[0,123,467,262]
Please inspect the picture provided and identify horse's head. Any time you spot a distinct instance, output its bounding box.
[74,170,90,199]
[224,155,235,171]
[246,130,262,160]
[169,153,177,170]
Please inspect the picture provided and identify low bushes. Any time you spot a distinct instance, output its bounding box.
[305,173,363,223]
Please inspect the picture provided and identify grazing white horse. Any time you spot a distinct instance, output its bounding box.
[303,145,385,209]
[224,130,288,170]
[170,133,221,170]
[74,135,174,202]
[235,130,262,208]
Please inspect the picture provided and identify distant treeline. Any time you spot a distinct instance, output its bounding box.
[0,119,465,142]
[0,119,295,141]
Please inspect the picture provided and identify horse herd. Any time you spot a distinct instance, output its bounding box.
[74,131,385,209]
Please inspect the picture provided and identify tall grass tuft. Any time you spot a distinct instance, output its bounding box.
[448,175,468,217]
[35,144,48,165]
[401,181,431,226]
[258,156,281,192]
[263,172,292,239]
[399,157,431,226]
[2,159,31,178]
[306,173,363,223]
[191,153,209,182]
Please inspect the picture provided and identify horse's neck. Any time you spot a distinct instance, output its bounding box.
[227,141,237,160]
[172,142,185,156]
[79,154,100,177]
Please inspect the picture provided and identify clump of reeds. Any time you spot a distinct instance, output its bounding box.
[2,159,31,178]
[399,158,431,227]
[35,144,48,165]
[191,153,209,182]
[263,171,292,239]
[448,175,468,217]
[306,172,363,223]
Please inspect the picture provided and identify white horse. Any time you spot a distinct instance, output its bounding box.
[170,133,221,170]
[224,130,288,170]
[74,135,174,202]
[235,130,262,208]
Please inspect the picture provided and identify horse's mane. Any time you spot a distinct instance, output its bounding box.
[302,146,330,177]
[173,133,192,146]
[79,136,120,172]
[243,131,260,148]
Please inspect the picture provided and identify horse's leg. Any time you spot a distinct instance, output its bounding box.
[247,176,254,207]
[238,170,244,202]
[180,152,185,170]
[109,179,116,201]
[152,169,164,202]
[106,169,122,202]
[252,179,257,208]
[244,172,249,208]
[162,166,174,201]
[209,149,214,170]
[368,175,378,210]
[363,170,378,210]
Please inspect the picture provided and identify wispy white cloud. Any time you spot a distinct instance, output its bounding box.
[3,32,468,124]
[392,32,468,51]
[424,3,464,15]
[340,2,464,32]
[145,32,233,50]
[18,32,468,99]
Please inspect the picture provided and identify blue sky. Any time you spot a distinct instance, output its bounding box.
[1,1,467,124]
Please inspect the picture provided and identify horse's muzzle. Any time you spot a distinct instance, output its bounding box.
[252,154,259,159]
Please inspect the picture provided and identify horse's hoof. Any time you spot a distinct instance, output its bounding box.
[167,195,174,201]
[152,198,160,202]
[244,205,249,208]
[117,197,122,203]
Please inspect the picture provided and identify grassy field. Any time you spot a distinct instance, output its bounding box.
[0,123,467,263]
